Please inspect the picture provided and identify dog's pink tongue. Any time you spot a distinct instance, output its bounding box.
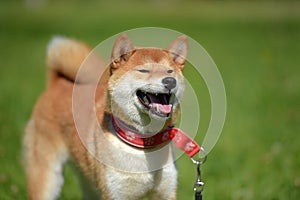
[152,103,172,114]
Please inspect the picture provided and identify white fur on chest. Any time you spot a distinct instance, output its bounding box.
[103,125,178,199]
[105,161,177,200]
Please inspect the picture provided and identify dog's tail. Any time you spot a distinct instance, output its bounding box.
[46,36,104,85]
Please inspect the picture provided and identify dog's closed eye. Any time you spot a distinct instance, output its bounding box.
[137,69,150,73]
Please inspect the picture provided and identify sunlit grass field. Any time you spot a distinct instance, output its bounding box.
[0,1,300,199]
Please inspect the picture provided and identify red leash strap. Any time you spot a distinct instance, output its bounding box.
[112,116,200,157]
[168,128,200,157]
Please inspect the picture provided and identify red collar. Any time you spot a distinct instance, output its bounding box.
[112,116,200,158]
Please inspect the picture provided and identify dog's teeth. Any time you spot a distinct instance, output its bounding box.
[155,93,158,96]
[143,96,149,104]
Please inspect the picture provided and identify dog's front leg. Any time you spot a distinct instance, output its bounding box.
[149,163,178,200]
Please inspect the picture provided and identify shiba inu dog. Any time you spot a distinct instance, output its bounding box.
[23,33,188,200]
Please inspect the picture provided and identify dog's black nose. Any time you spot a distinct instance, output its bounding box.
[162,77,177,90]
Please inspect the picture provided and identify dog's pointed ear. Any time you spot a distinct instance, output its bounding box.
[166,35,188,70]
[111,33,134,68]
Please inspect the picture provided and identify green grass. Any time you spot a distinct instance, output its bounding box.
[1,0,300,199]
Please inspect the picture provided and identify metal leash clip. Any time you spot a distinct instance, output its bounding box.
[191,147,207,200]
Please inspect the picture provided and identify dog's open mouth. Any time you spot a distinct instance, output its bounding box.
[136,90,173,117]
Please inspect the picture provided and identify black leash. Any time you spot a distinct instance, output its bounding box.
[193,160,204,200]
[191,147,207,200]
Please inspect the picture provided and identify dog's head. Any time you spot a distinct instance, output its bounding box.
[108,34,187,134]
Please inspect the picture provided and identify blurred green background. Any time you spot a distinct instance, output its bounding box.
[1,0,300,199]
